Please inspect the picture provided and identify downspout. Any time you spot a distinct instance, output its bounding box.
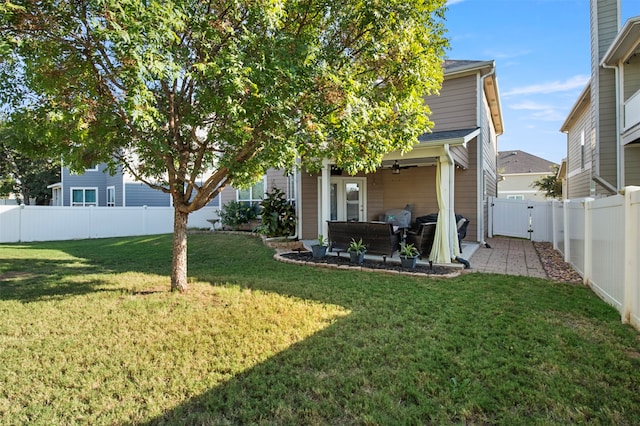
[600,61,622,192]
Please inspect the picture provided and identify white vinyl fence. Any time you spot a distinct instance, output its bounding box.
[490,188,640,329]
[488,197,553,242]
[555,187,640,329]
[0,205,220,243]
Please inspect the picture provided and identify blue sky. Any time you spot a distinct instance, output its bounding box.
[444,0,637,164]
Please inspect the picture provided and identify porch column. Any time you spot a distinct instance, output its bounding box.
[430,145,460,264]
[320,159,331,239]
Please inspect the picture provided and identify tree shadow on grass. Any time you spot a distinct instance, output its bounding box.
[142,310,454,425]
[0,258,127,302]
[0,235,174,302]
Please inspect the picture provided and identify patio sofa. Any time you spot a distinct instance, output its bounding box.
[327,221,400,257]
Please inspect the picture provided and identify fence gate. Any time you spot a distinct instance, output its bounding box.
[488,197,553,242]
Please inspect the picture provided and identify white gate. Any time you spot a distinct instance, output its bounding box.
[488,197,553,242]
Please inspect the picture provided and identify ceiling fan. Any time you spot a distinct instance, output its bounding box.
[390,160,417,174]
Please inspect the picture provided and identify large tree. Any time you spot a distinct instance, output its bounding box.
[0,0,448,291]
[0,115,61,205]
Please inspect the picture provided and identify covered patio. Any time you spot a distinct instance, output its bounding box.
[303,128,481,266]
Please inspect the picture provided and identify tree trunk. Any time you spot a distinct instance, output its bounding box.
[171,208,189,292]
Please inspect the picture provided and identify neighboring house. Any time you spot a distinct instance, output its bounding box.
[497,150,558,201]
[49,163,217,207]
[55,59,503,262]
[561,0,640,199]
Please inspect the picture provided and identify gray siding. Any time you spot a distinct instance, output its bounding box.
[454,137,478,242]
[62,164,108,206]
[591,0,620,194]
[625,145,640,185]
[623,54,640,100]
[124,183,171,206]
[596,68,619,193]
[300,170,319,239]
[477,88,498,241]
[425,74,478,132]
[105,166,124,207]
[566,100,594,199]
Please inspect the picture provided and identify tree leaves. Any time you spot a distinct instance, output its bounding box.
[2,0,449,289]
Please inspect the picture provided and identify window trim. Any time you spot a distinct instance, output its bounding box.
[70,187,98,207]
[236,176,266,206]
[106,186,116,207]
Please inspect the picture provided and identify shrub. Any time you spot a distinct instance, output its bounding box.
[259,187,296,237]
[220,200,261,230]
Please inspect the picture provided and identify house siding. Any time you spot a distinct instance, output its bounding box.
[596,68,619,193]
[299,162,484,244]
[300,170,319,239]
[591,0,619,194]
[380,166,438,219]
[623,54,640,100]
[625,146,640,185]
[125,183,171,206]
[425,74,478,132]
[499,174,550,201]
[454,137,479,243]
[105,166,124,207]
[62,164,108,206]
[565,92,594,198]
[479,89,498,241]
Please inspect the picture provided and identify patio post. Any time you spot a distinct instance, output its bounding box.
[320,159,331,239]
[430,144,460,264]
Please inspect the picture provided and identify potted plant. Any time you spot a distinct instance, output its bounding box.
[347,238,367,264]
[399,243,420,270]
[311,235,328,259]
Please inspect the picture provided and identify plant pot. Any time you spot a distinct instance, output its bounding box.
[349,251,366,265]
[311,245,327,259]
[400,255,418,270]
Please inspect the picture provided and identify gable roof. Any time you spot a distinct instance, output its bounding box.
[498,150,558,174]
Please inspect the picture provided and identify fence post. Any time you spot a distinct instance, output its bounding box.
[583,198,592,286]
[563,199,570,263]
[18,204,25,243]
[623,186,640,324]
[552,200,559,250]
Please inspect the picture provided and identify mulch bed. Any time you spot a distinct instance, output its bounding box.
[279,251,459,276]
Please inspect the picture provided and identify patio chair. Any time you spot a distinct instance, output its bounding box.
[415,213,470,253]
[406,221,436,263]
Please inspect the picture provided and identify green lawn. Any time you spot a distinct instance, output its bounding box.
[1,233,639,425]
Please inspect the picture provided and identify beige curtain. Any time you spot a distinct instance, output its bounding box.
[430,152,460,263]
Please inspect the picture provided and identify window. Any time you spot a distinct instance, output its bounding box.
[106,186,115,207]
[287,173,296,203]
[71,188,98,207]
[237,178,265,206]
[580,130,585,169]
